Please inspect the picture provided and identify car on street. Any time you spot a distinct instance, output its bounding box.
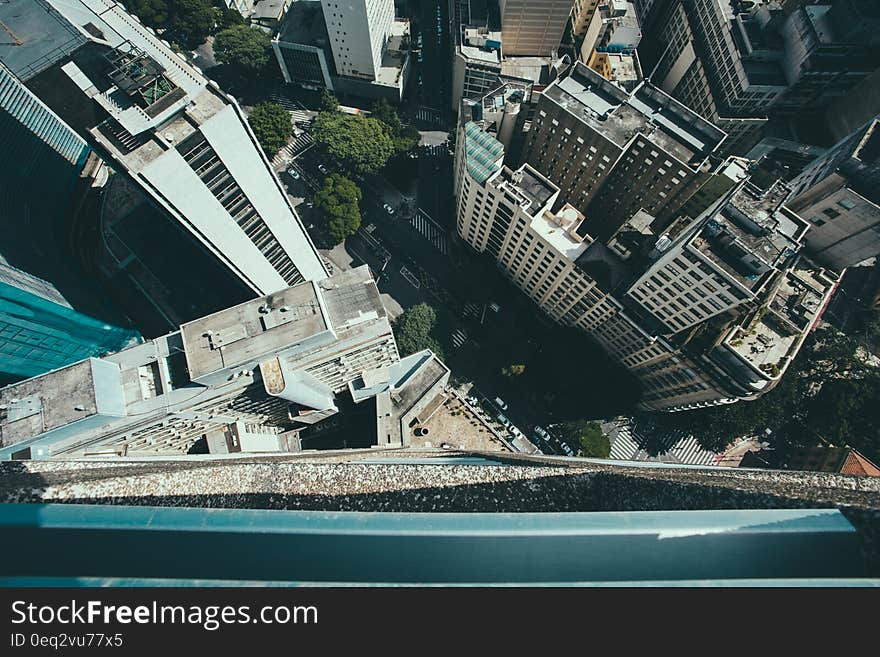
[494,397,508,410]
[317,163,329,174]
[383,203,395,215]
[287,168,300,180]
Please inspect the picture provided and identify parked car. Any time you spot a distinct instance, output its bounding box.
[317,163,329,174]
[383,203,395,215]
[494,397,508,410]
[534,425,547,438]
[287,168,300,180]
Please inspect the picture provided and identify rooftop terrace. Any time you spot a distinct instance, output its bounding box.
[688,180,807,290]
[722,267,835,378]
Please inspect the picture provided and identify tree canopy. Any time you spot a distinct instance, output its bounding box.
[121,0,216,49]
[312,111,395,175]
[247,102,292,159]
[652,322,880,463]
[371,99,420,156]
[393,304,445,360]
[502,364,526,377]
[556,420,610,458]
[314,174,362,244]
[319,89,339,113]
[213,25,271,70]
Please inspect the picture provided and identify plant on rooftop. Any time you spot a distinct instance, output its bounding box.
[247,102,292,159]
[313,174,362,244]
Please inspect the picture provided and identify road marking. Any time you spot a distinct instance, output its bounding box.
[400,266,421,289]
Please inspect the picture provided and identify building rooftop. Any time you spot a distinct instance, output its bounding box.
[0,359,101,448]
[181,266,385,381]
[532,205,592,261]
[460,45,501,65]
[463,121,505,184]
[544,63,726,168]
[722,266,835,379]
[276,0,329,48]
[0,0,87,81]
[688,180,808,291]
[493,165,558,215]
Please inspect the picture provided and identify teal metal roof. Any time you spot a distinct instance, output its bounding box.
[464,121,503,185]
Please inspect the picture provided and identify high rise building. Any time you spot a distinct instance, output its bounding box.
[273,0,410,100]
[455,64,836,411]
[518,62,727,240]
[0,266,416,460]
[572,0,602,38]
[0,0,327,305]
[786,116,880,270]
[0,263,141,382]
[321,0,394,79]
[499,0,574,56]
[639,0,880,154]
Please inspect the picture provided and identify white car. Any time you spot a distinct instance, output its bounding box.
[383,203,395,215]
[287,168,300,180]
[494,397,508,411]
[317,164,329,174]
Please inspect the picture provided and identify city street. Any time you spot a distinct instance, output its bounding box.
[280,144,639,453]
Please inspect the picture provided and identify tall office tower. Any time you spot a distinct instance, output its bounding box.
[274,0,409,100]
[640,0,880,155]
[455,66,836,411]
[0,0,327,303]
[321,0,394,79]
[500,0,573,56]
[578,0,642,61]
[0,266,417,460]
[518,63,727,241]
[786,116,880,270]
[572,0,601,38]
[0,264,141,382]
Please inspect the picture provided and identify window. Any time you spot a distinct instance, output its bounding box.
[823,207,840,219]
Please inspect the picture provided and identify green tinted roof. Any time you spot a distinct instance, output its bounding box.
[464,122,504,184]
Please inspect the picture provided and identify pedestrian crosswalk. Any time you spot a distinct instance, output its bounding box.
[268,92,306,113]
[609,421,717,466]
[407,209,448,254]
[451,329,469,348]
[272,132,314,167]
[416,106,441,126]
[462,303,481,320]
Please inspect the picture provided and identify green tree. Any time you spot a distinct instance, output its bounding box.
[501,364,526,377]
[247,102,292,159]
[394,304,445,360]
[314,174,362,244]
[556,420,610,458]
[121,0,168,27]
[371,99,420,156]
[165,0,215,49]
[653,323,880,463]
[213,25,271,70]
[312,111,394,174]
[319,89,339,113]
[215,3,245,30]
